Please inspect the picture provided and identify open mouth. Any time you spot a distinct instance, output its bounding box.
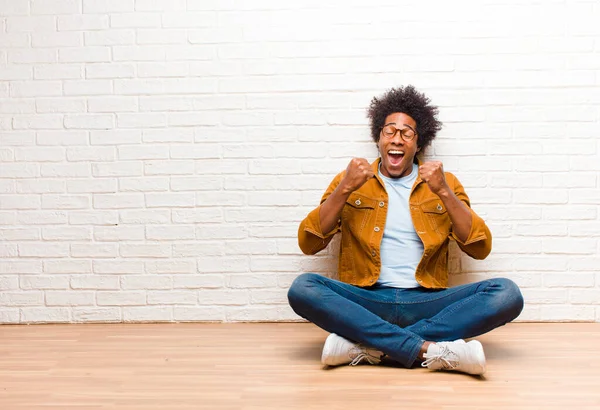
[388,149,404,166]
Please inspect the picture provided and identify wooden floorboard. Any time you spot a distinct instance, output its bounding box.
[0,323,599,409]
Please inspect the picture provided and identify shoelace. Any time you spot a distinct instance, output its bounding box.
[421,345,459,370]
[348,347,381,366]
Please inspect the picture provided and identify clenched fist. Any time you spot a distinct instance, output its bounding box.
[419,161,449,195]
[340,158,374,194]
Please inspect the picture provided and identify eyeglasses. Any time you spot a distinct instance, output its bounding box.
[380,125,417,142]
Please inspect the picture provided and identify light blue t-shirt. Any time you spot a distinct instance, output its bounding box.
[377,163,424,288]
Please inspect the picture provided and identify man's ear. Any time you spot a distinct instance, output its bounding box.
[417,146,422,153]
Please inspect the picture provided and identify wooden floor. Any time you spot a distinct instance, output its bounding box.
[0,323,599,410]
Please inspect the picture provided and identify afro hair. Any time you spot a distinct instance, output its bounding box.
[367,85,442,151]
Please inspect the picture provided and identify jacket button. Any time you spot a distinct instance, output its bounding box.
[374,226,380,232]
[437,204,443,211]
[355,199,361,206]
[379,201,384,207]
[371,250,376,257]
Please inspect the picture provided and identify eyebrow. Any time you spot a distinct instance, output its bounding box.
[383,122,416,132]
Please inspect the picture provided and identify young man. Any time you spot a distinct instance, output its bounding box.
[287,85,524,375]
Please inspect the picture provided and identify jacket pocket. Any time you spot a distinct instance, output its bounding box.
[420,198,450,237]
[342,192,376,237]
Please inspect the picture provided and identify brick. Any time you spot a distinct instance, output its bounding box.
[147,290,196,305]
[0,261,42,274]
[172,243,223,257]
[66,147,116,162]
[86,63,135,79]
[123,307,172,322]
[136,29,187,45]
[0,291,43,306]
[196,224,247,240]
[37,131,88,146]
[117,113,167,128]
[65,114,114,129]
[121,275,171,290]
[143,129,194,143]
[31,0,81,14]
[170,176,222,191]
[58,15,109,31]
[21,307,70,323]
[42,227,92,241]
[146,260,196,274]
[19,243,69,258]
[120,244,170,258]
[0,275,19,290]
[11,81,62,98]
[97,291,146,306]
[1,163,39,178]
[0,309,19,324]
[173,274,223,289]
[92,260,144,274]
[110,13,161,28]
[197,256,247,273]
[119,177,169,192]
[91,130,141,145]
[71,275,120,290]
[32,32,82,47]
[83,0,134,13]
[145,193,195,208]
[94,226,145,241]
[59,47,111,63]
[118,145,168,160]
[173,307,224,322]
[42,194,90,210]
[73,308,121,322]
[92,163,143,177]
[228,274,277,289]
[44,260,91,274]
[0,195,40,210]
[71,243,119,258]
[88,97,138,113]
[119,210,170,224]
[0,228,40,241]
[13,114,63,129]
[93,193,144,209]
[37,98,86,113]
[172,209,222,223]
[197,289,248,305]
[84,30,135,46]
[196,192,244,207]
[69,211,118,225]
[146,226,195,240]
[6,16,56,32]
[14,211,68,225]
[46,291,95,306]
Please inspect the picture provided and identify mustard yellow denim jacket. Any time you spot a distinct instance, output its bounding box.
[298,158,492,289]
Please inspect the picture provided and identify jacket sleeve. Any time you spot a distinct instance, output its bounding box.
[449,175,493,260]
[297,172,343,255]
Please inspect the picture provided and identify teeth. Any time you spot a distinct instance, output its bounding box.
[389,150,404,155]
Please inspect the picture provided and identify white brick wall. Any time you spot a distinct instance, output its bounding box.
[1,0,599,324]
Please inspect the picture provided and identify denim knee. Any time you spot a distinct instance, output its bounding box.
[490,277,524,321]
[287,272,322,311]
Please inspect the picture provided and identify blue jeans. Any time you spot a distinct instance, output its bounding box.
[287,273,524,368]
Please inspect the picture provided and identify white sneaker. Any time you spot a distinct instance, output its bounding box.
[321,333,384,366]
[421,340,486,375]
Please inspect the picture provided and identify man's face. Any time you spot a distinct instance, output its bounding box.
[377,112,420,179]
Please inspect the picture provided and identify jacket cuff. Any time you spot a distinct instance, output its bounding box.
[451,210,488,246]
[302,206,339,239]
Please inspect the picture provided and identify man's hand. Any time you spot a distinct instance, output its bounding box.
[419,161,449,195]
[340,158,374,194]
